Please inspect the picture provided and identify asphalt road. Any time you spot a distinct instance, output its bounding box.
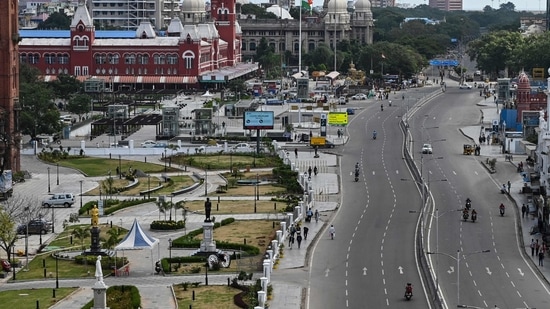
[409,84,550,308]
[308,87,437,308]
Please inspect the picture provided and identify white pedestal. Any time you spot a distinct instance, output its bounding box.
[200,221,217,252]
[92,281,109,309]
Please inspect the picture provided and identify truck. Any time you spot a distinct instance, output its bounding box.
[310,137,335,148]
[0,170,13,200]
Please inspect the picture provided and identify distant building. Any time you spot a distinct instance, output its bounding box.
[19,0,257,90]
[428,0,462,11]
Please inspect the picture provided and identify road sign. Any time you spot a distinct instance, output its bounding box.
[328,112,348,125]
[429,59,459,67]
[243,111,274,129]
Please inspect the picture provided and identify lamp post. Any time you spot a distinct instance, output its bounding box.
[147,174,151,199]
[55,253,59,289]
[168,238,172,271]
[164,148,167,173]
[119,155,122,179]
[24,207,29,271]
[79,180,83,208]
[51,205,55,233]
[204,167,208,196]
[427,249,490,306]
[47,167,51,193]
[256,173,259,200]
[56,163,59,186]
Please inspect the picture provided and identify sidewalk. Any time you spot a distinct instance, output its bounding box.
[460,99,550,286]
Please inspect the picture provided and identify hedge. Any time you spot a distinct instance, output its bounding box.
[79,198,157,216]
[150,220,185,230]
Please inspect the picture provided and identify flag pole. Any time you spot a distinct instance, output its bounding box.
[299,0,302,73]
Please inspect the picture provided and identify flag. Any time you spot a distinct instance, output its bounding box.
[381,54,386,59]
[301,0,311,10]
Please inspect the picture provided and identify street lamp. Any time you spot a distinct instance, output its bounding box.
[79,180,83,208]
[147,174,151,199]
[51,206,55,233]
[168,238,172,271]
[164,148,167,173]
[256,173,259,201]
[47,167,51,193]
[55,253,59,289]
[56,163,59,186]
[204,167,208,196]
[24,207,29,272]
[427,249,490,306]
[119,155,122,179]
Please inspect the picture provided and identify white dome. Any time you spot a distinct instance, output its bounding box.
[354,0,371,11]
[266,5,293,19]
[328,0,348,13]
[236,0,249,4]
[182,0,205,13]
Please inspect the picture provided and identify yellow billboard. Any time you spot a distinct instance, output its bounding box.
[328,112,348,125]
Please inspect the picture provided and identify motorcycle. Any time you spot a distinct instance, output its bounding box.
[381,105,384,111]
[500,207,505,216]
[373,132,377,140]
[465,199,471,210]
[462,212,469,222]
[471,212,477,222]
[354,170,359,182]
[405,284,413,300]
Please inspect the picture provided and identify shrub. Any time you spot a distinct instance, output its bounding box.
[150,220,185,230]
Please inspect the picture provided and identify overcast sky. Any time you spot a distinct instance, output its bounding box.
[277,0,547,12]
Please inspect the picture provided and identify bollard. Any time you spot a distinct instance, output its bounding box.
[70,236,73,245]
[145,157,147,163]
[53,289,56,298]
[110,221,112,228]
[227,277,230,286]
[36,300,39,309]
[189,306,192,309]
[42,259,45,268]
[43,269,46,278]
[216,203,219,211]
[244,238,246,245]
[273,221,275,228]
[218,196,220,203]
[274,202,276,210]
[192,290,195,300]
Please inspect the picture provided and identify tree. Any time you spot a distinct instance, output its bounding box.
[467,31,524,78]
[49,74,82,101]
[19,64,61,140]
[0,194,44,264]
[38,12,71,30]
[241,4,277,19]
[155,199,172,221]
[66,94,92,121]
[71,226,90,250]
[102,227,123,250]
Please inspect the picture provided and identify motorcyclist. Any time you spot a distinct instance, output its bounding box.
[499,203,505,211]
[381,104,384,111]
[389,100,392,106]
[405,283,413,294]
[465,198,472,209]
[355,162,359,171]
[373,130,377,139]
[471,209,477,221]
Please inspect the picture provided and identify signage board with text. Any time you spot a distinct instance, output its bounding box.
[243,111,274,129]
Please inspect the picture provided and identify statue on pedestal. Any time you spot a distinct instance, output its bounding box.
[95,256,104,282]
[204,198,212,222]
[91,205,99,227]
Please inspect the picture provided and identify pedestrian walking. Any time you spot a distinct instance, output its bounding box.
[329,225,335,240]
[294,148,298,158]
[314,209,320,223]
[303,226,309,240]
[308,166,312,178]
[507,180,511,192]
[539,250,544,266]
[296,232,303,248]
[536,239,540,256]
[531,239,536,257]
[288,234,294,249]
[313,166,318,176]
[522,204,527,218]
[290,224,296,237]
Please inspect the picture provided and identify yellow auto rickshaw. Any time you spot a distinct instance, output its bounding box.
[463,144,474,155]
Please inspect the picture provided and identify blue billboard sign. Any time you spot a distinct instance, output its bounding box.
[429,59,459,67]
[243,111,274,129]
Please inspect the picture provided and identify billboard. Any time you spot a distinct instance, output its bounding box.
[328,112,348,125]
[243,111,274,129]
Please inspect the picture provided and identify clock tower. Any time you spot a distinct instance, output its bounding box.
[0,0,21,172]
[210,0,238,65]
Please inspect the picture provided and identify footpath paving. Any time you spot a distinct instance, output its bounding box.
[460,99,550,286]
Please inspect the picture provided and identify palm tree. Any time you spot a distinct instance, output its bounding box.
[102,227,123,250]
[71,226,90,250]
[155,199,171,221]
[174,200,187,222]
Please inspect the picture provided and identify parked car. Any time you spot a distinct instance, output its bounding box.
[1,260,10,272]
[346,108,355,115]
[17,219,53,235]
[233,143,252,150]
[351,93,367,100]
[422,143,433,154]
[141,140,157,148]
[459,83,472,89]
[338,97,347,105]
[42,193,75,208]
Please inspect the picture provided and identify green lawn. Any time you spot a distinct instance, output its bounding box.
[59,157,180,177]
[0,288,76,308]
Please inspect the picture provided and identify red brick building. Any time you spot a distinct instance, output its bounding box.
[19,0,257,90]
[515,72,547,123]
[0,0,21,172]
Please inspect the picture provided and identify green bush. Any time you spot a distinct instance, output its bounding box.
[79,198,156,215]
[150,220,185,230]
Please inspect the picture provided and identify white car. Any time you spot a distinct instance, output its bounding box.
[233,143,252,150]
[459,83,472,89]
[141,140,157,148]
[352,93,367,100]
[422,143,433,154]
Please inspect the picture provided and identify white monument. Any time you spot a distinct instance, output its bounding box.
[92,256,109,309]
[200,198,217,252]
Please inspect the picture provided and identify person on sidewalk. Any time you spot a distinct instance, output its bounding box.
[294,148,298,158]
[290,224,296,237]
[314,209,320,223]
[536,239,540,256]
[303,226,309,240]
[539,250,544,266]
[296,232,302,249]
[531,239,536,257]
[507,180,511,193]
[522,204,527,218]
[329,225,335,239]
[288,234,294,249]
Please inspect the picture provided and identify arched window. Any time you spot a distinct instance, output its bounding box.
[183,51,195,69]
[138,54,149,64]
[154,54,166,65]
[124,54,136,64]
[294,42,299,53]
[19,53,27,63]
[250,42,256,51]
[108,54,119,64]
[167,54,178,65]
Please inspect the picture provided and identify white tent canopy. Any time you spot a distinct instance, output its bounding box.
[201,90,213,97]
[115,219,158,250]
